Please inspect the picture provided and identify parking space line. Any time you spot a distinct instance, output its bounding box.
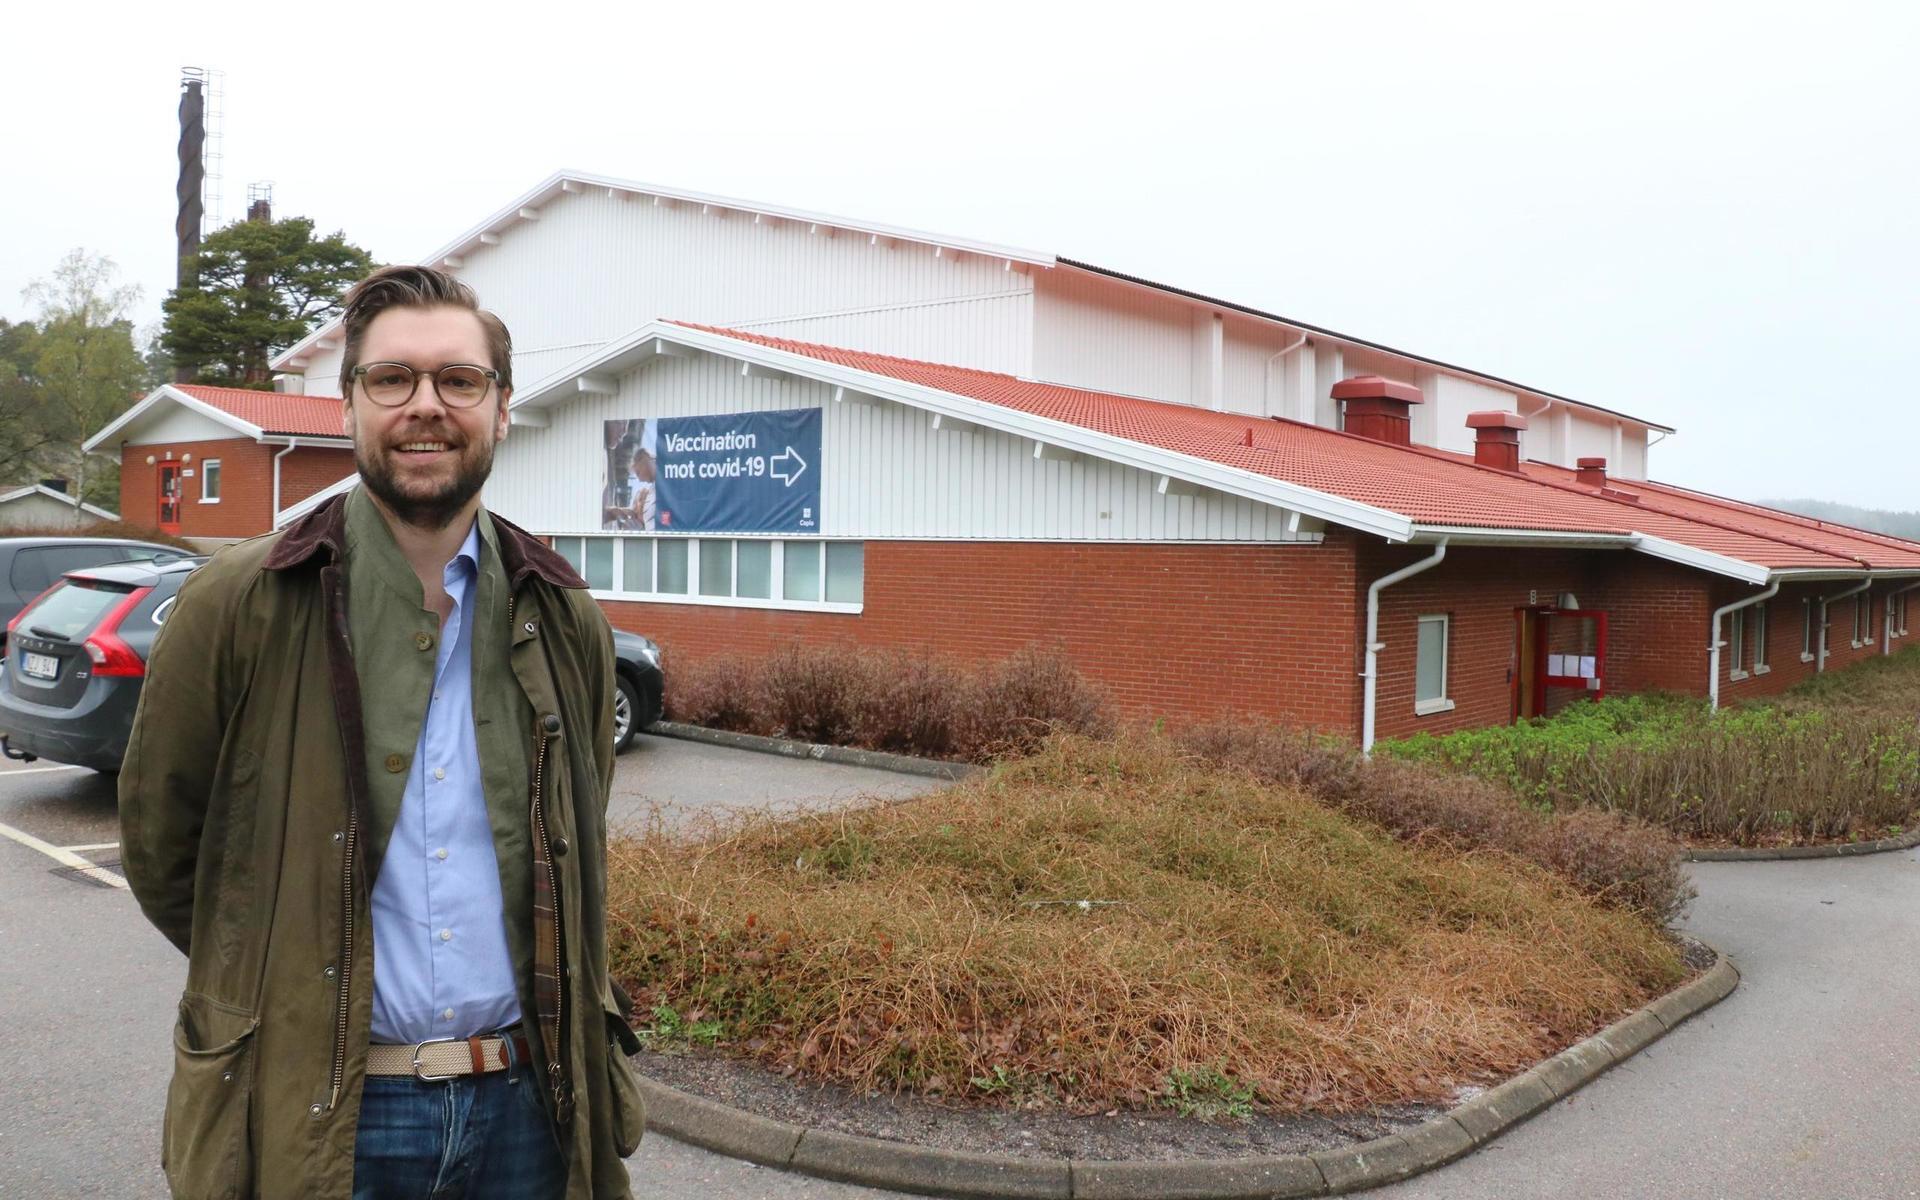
[0,763,88,776]
[63,842,120,853]
[0,820,128,889]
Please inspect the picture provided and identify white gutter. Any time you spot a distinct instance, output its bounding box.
[1816,578,1872,673]
[1362,540,1448,756]
[1708,581,1779,710]
[272,438,301,519]
[1884,580,1920,655]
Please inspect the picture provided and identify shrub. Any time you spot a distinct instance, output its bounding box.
[664,652,762,731]
[0,519,198,552]
[858,651,970,759]
[1175,720,1693,925]
[758,642,881,745]
[958,645,1116,758]
[1378,694,1920,847]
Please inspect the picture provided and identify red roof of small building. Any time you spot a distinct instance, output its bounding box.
[678,323,1920,575]
[175,385,345,439]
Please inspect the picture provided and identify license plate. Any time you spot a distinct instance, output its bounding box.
[21,652,57,680]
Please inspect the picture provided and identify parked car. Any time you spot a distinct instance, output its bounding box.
[0,537,192,654]
[611,629,664,752]
[0,557,203,772]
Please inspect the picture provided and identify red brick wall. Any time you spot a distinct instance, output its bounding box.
[1715,579,1916,702]
[596,533,1914,743]
[279,447,356,508]
[601,538,1365,734]
[118,440,354,539]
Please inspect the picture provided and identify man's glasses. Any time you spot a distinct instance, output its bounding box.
[350,362,500,409]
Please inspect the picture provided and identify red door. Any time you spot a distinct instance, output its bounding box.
[157,464,182,534]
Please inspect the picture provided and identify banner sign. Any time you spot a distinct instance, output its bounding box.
[601,408,821,533]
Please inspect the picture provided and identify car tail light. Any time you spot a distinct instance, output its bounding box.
[82,586,153,677]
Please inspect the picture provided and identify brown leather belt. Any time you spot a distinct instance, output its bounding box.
[366,1030,533,1081]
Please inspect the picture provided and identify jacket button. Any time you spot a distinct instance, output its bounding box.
[552,836,569,857]
[415,632,434,652]
[541,713,561,735]
[385,753,407,773]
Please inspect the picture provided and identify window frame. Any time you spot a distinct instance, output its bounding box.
[1801,599,1816,663]
[199,458,222,504]
[1728,609,1747,681]
[554,534,864,614]
[1413,613,1454,716]
[1752,602,1770,674]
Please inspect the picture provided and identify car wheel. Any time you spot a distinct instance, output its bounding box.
[614,672,639,754]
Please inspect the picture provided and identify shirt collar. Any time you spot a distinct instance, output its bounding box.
[444,519,482,587]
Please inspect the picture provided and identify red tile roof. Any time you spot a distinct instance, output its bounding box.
[679,323,1920,575]
[175,385,346,438]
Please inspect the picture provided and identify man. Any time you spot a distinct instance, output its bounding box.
[120,265,644,1200]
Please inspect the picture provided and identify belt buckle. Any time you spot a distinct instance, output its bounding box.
[409,1037,462,1082]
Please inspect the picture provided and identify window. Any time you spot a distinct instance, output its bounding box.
[1728,610,1746,679]
[1414,614,1452,715]
[1752,603,1770,673]
[1899,592,1911,637]
[1802,600,1815,662]
[560,536,863,609]
[200,459,222,503]
[1854,593,1870,647]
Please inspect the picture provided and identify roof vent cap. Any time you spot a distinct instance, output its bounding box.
[1465,410,1528,471]
[1331,375,1424,446]
[1576,456,1607,488]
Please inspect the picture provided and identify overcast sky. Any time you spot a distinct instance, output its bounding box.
[8,1,1915,508]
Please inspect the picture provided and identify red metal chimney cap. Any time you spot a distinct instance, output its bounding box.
[1330,374,1424,404]
[1576,456,1608,469]
[1465,410,1529,431]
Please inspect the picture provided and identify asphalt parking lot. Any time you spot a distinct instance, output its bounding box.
[7,740,1920,1199]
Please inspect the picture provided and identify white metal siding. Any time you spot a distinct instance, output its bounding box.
[293,344,345,398]
[485,351,1312,543]
[120,408,248,446]
[0,493,89,529]
[445,189,1033,389]
[733,290,1032,376]
[1616,429,1649,480]
[1031,270,1198,405]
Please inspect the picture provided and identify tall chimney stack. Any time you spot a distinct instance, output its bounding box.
[1330,375,1424,446]
[175,74,205,292]
[1465,410,1528,471]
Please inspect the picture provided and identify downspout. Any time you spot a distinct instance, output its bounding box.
[1261,333,1311,419]
[1708,581,1779,710]
[272,438,299,524]
[1816,578,1871,674]
[1884,580,1920,655]
[1362,539,1448,756]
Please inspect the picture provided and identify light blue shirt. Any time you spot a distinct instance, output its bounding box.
[368,522,523,1044]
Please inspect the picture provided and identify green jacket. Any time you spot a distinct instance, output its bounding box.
[120,491,645,1200]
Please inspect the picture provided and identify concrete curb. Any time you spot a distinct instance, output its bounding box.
[1684,825,1920,862]
[647,720,983,781]
[635,945,1739,1198]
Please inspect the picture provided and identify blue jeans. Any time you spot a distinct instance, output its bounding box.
[352,1057,566,1200]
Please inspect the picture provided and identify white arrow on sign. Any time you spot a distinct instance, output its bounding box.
[771,446,807,486]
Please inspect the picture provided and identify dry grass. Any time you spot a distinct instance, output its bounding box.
[608,735,1686,1114]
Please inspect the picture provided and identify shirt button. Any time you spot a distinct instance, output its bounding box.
[442,1008,455,1021]
[416,632,434,651]
[435,848,448,860]
[440,929,453,941]
[433,767,446,781]
[384,753,406,773]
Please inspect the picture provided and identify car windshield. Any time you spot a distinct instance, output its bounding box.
[17,579,134,642]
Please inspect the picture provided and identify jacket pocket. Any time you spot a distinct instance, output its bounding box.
[603,999,646,1158]
[163,993,258,1200]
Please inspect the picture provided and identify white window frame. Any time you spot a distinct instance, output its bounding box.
[1414,613,1454,716]
[558,534,864,614]
[1728,609,1748,681]
[1853,593,1869,648]
[1752,602,1770,674]
[199,458,222,504]
[1801,599,1816,663]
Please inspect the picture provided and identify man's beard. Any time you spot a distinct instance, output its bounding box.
[356,431,495,532]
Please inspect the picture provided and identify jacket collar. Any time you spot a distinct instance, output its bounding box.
[264,487,588,591]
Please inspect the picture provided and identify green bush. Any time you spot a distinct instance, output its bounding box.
[1377,694,1920,846]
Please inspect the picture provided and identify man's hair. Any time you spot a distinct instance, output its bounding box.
[336,265,514,401]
